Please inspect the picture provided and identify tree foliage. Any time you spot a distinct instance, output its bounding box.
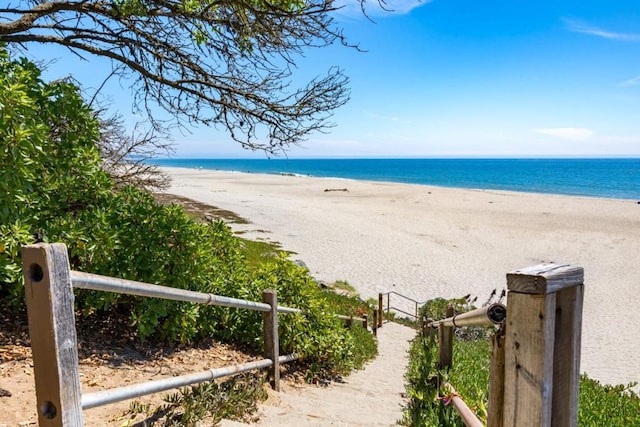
[0,0,356,152]
[0,44,111,298]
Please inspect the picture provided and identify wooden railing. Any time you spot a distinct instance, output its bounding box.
[425,263,584,427]
[21,243,368,427]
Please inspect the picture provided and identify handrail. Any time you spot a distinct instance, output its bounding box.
[22,243,371,426]
[427,303,506,328]
[71,272,362,319]
[378,290,427,325]
[71,271,302,314]
[379,290,425,305]
[336,314,367,323]
[442,383,483,427]
[82,358,275,410]
[80,353,301,410]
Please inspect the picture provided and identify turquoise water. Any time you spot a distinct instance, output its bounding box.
[152,158,640,200]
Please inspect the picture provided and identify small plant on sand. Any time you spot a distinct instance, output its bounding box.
[123,373,267,426]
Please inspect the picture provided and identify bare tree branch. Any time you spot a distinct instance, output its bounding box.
[97,111,173,191]
[0,0,360,153]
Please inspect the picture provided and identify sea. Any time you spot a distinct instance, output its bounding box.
[151,158,640,200]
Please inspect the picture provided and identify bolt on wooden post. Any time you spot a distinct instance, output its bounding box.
[502,264,584,427]
[21,243,84,427]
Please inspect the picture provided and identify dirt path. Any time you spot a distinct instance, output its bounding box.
[222,322,417,427]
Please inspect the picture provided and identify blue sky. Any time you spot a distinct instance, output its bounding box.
[28,0,640,158]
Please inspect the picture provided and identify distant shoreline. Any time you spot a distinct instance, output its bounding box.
[152,158,640,200]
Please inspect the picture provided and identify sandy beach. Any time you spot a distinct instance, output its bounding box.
[162,166,640,388]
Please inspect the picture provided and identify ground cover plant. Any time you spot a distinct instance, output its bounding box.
[401,297,640,426]
[0,45,377,423]
[123,373,268,426]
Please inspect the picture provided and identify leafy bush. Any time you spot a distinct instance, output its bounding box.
[578,376,640,426]
[0,45,376,375]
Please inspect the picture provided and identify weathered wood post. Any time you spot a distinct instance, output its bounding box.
[21,243,84,427]
[378,293,384,328]
[425,318,436,344]
[372,310,378,337]
[488,326,506,427]
[438,305,454,370]
[362,314,368,329]
[262,289,280,391]
[502,264,584,427]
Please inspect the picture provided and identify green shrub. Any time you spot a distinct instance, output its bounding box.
[578,375,640,426]
[0,45,376,375]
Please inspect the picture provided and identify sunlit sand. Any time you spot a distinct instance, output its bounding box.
[163,166,640,388]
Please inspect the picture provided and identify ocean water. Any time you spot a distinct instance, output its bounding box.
[152,158,640,200]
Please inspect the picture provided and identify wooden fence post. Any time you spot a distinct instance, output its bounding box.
[378,293,383,328]
[425,318,436,344]
[362,314,368,329]
[21,243,83,427]
[372,311,378,337]
[488,326,505,427]
[438,305,454,370]
[262,289,280,391]
[502,264,583,427]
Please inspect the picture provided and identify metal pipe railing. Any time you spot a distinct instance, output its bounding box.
[380,290,428,320]
[278,306,303,314]
[23,244,375,426]
[336,314,367,322]
[428,303,506,328]
[71,272,363,319]
[71,271,302,314]
[278,353,300,364]
[81,358,277,410]
[388,306,418,319]
[442,382,484,427]
[379,290,424,305]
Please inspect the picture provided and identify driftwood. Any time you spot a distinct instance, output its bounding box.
[324,188,348,192]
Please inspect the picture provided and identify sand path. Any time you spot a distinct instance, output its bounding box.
[221,322,416,426]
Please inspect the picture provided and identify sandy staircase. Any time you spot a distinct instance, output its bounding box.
[221,322,417,426]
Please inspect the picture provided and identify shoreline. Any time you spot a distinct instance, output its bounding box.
[166,165,640,203]
[161,166,640,388]
[152,157,640,201]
